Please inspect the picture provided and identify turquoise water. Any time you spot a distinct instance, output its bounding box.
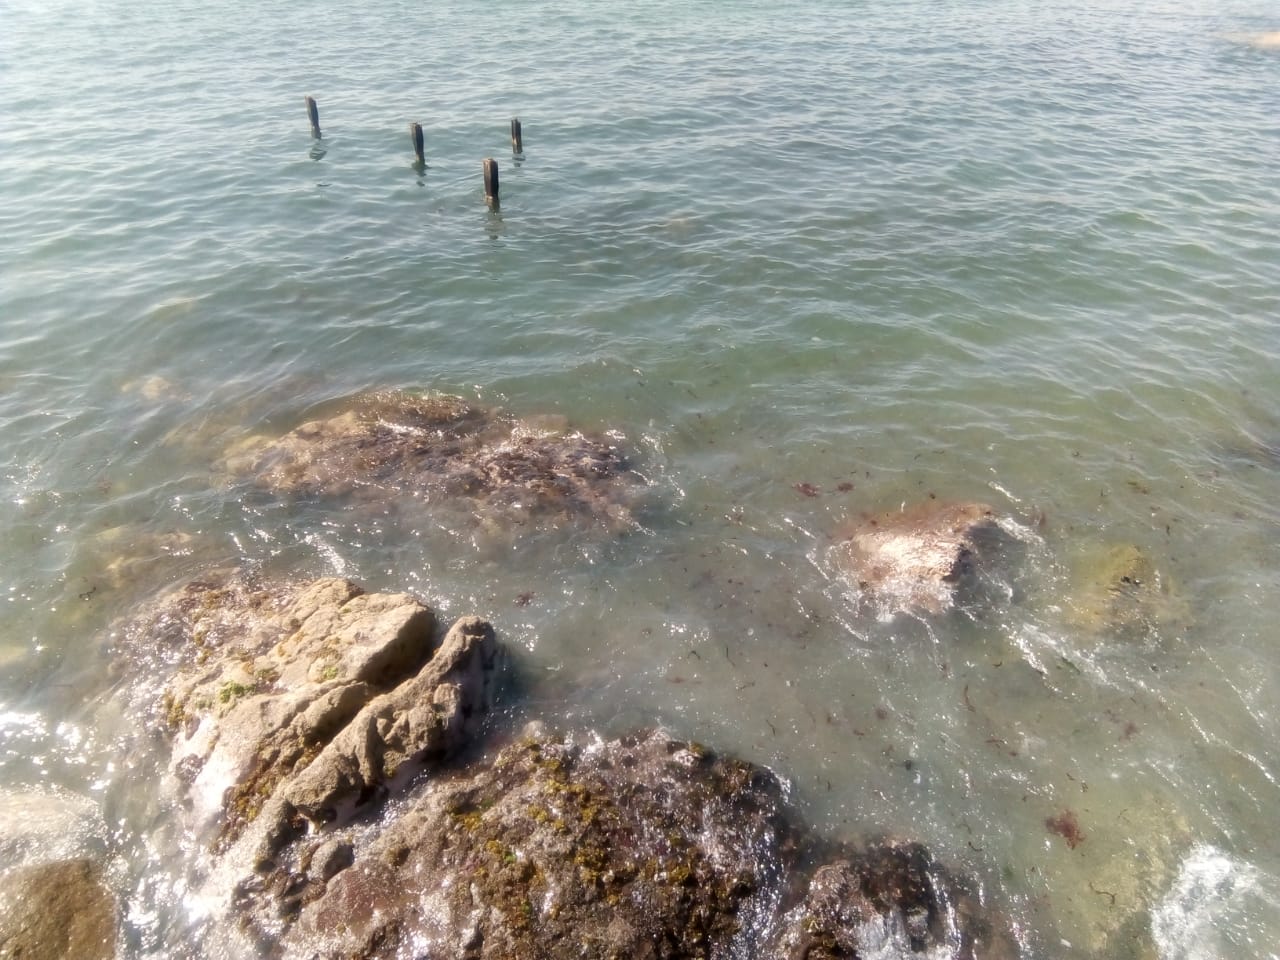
[3,1,1280,956]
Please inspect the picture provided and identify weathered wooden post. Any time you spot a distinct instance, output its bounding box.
[410,122,425,164]
[483,158,499,203]
[304,95,321,139]
[510,117,523,154]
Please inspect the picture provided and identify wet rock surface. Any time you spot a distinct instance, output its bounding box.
[244,729,1011,960]
[0,858,117,960]
[775,844,1016,960]
[263,729,787,959]
[831,501,1008,616]
[115,570,501,856]
[220,391,646,534]
[111,569,1012,959]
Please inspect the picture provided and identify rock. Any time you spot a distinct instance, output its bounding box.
[1065,543,1188,638]
[112,571,500,853]
[231,729,1012,960]
[268,729,790,959]
[110,572,1010,958]
[121,374,188,402]
[831,501,1006,616]
[271,615,501,831]
[220,391,645,534]
[0,786,105,866]
[1234,31,1280,50]
[773,844,1016,960]
[0,859,117,960]
[95,527,197,591]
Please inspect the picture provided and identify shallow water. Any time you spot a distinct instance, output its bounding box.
[2,0,1280,956]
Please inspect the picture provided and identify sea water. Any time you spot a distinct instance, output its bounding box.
[2,1,1279,956]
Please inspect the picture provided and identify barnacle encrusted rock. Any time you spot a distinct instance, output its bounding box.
[112,572,1012,959]
[264,729,789,959]
[831,501,1006,616]
[221,391,645,533]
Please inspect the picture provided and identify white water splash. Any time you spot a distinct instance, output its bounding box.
[1153,845,1280,960]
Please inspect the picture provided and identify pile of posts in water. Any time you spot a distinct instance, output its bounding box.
[303,94,520,205]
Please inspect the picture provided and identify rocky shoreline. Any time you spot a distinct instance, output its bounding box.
[107,570,1011,959]
[1,391,1191,959]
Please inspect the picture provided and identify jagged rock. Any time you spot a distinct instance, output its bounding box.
[1065,543,1189,638]
[0,859,117,960]
[220,391,645,534]
[266,615,501,838]
[830,501,1006,616]
[113,571,501,854]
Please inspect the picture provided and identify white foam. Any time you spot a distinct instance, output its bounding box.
[1152,845,1277,960]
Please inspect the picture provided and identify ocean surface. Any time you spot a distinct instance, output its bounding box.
[2,0,1279,956]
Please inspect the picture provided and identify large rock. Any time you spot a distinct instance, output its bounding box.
[113,572,1011,958]
[262,729,788,958]
[0,859,117,960]
[114,571,501,854]
[228,728,1012,960]
[220,391,645,534]
[830,501,1007,616]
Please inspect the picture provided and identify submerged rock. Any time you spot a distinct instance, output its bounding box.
[220,391,646,534]
[1065,543,1188,638]
[830,501,1007,616]
[0,858,117,960]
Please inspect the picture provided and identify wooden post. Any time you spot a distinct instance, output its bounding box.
[483,158,499,203]
[410,122,425,164]
[510,117,523,154]
[304,95,321,139]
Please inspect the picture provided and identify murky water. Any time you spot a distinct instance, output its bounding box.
[2,1,1279,956]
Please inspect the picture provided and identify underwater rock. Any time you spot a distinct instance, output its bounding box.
[89,525,198,595]
[1065,543,1188,638]
[114,570,501,853]
[0,858,117,960]
[220,391,645,534]
[1232,31,1280,50]
[0,785,105,867]
[831,501,1005,616]
[1046,789,1195,959]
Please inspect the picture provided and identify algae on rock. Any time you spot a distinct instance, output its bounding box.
[220,390,647,535]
